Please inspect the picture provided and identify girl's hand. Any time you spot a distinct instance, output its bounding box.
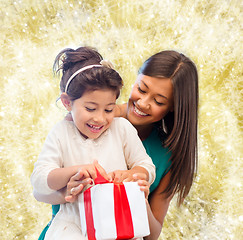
[108,167,148,183]
[65,170,92,202]
[65,160,109,202]
[108,170,132,182]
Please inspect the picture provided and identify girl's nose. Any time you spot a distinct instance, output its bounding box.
[93,112,105,123]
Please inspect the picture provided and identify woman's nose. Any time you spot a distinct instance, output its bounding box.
[137,97,150,110]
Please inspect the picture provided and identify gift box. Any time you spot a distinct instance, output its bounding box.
[78,172,150,240]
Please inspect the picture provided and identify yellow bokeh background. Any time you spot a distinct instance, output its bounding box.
[0,0,242,239]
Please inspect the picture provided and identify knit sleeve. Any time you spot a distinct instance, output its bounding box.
[118,118,156,184]
[30,122,64,195]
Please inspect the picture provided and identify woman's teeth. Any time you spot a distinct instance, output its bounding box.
[134,105,148,116]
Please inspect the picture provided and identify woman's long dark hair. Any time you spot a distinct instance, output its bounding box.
[139,50,198,204]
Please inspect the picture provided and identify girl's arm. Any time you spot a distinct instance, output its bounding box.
[47,160,108,191]
[144,171,173,240]
[47,165,83,190]
[32,161,108,204]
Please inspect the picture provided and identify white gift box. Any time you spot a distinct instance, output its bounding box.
[78,182,150,240]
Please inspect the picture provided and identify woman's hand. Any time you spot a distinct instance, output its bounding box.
[114,103,127,118]
[133,173,150,199]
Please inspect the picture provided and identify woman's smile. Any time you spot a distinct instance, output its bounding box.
[133,103,149,117]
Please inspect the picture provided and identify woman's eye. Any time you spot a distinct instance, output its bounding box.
[138,86,146,93]
[154,99,165,106]
[85,107,95,112]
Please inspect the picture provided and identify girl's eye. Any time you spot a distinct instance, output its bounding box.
[138,86,146,94]
[85,107,95,112]
[105,109,113,113]
[154,99,165,106]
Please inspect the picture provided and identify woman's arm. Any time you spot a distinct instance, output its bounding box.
[33,188,67,204]
[144,171,173,240]
[114,103,127,118]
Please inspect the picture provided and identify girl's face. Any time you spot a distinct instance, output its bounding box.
[127,74,174,127]
[70,89,117,139]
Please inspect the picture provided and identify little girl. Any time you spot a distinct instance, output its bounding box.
[31,46,155,240]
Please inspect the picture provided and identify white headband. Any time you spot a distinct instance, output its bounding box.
[64,64,102,93]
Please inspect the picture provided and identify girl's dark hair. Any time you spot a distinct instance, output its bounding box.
[54,46,123,100]
[139,50,198,204]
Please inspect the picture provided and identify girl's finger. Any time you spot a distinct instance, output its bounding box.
[82,168,94,179]
[93,160,108,179]
[107,172,115,182]
[114,172,122,182]
[72,171,83,180]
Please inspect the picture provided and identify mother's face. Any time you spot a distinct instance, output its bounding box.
[127,74,174,127]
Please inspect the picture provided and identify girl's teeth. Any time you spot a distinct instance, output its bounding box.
[134,106,148,116]
[88,124,102,129]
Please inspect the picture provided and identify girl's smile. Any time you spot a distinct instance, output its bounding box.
[86,123,104,133]
[68,89,117,139]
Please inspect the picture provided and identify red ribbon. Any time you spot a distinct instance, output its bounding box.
[83,169,134,240]
[114,183,134,239]
[84,188,96,240]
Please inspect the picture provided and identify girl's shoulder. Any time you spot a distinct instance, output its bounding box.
[109,117,137,137]
[46,119,76,138]
[112,117,135,129]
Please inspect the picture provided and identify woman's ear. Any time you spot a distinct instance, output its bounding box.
[60,93,72,111]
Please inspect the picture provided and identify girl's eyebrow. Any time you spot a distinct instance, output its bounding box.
[141,80,168,100]
[85,101,116,106]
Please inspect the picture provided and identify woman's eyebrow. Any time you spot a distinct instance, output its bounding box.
[141,80,149,89]
[141,80,168,100]
[157,93,168,100]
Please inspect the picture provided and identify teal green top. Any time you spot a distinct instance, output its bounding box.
[38,127,171,239]
[142,127,171,193]
[38,205,60,240]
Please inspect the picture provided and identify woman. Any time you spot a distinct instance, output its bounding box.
[35,50,198,240]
